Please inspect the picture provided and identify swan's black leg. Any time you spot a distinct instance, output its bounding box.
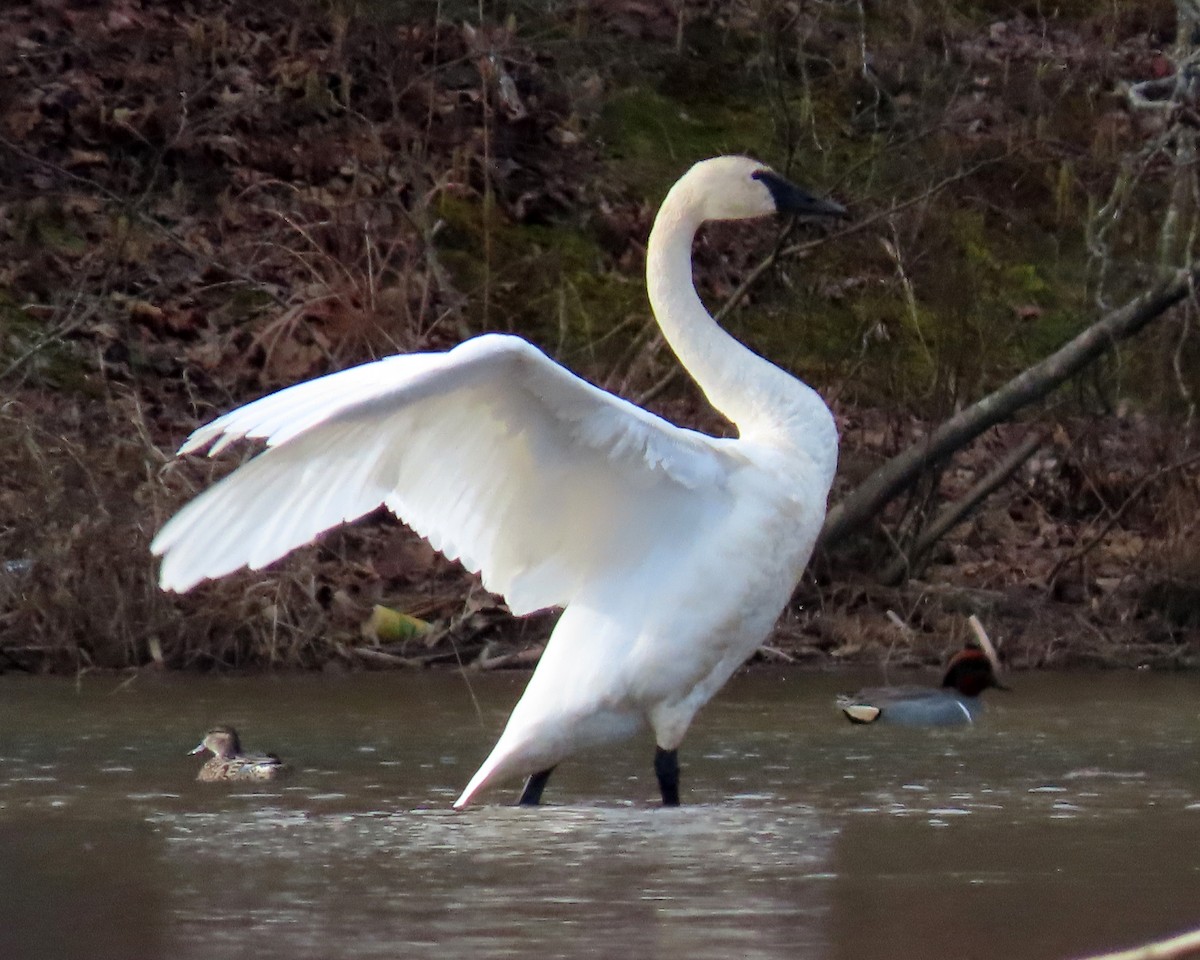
[518,767,555,806]
[654,747,680,807]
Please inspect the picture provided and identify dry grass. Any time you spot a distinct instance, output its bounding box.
[0,0,1197,672]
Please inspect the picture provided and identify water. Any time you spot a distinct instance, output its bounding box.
[1,668,1198,960]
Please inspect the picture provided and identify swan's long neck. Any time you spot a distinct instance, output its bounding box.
[646,178,837,479]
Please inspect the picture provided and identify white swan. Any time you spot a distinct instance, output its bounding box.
[151,156,845,808]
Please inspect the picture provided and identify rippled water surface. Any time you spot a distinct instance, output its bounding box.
[1,668,1198,960]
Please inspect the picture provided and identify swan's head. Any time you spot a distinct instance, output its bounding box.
[685,155,845,223]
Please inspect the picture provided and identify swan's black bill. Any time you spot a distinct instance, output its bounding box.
[753,170,846,218]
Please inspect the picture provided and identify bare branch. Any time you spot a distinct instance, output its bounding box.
[1046,448,1200,589]
[822,261,1200,551]
[878,431,1045,585]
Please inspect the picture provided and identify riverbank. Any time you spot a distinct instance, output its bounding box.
[1,0,1196,673]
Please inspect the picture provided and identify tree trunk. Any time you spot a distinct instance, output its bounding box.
[820,261,1199,552]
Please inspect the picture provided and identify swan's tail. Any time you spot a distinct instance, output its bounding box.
[452,704,642,808]
[453,734,542,809]
[452,764,497,809]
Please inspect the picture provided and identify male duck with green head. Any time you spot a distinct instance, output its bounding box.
[838,645,1008,726]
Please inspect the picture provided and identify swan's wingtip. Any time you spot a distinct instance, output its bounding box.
[154,570,192,594]
[175,418,239,457]
[151,552,207,594]
[176,431,214,457]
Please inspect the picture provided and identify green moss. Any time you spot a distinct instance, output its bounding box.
[0,292,102,394]
[435,194,643,366]
[596,88,779,202]
[30,214,87,255]
[206,286,278,332]
[416,4,1140,414]
[719,187,1099,413]
[0,292,28,355]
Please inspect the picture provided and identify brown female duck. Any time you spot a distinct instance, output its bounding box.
[190,725,287,782]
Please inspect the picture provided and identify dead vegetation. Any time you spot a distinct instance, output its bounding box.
[1,0,1197,673]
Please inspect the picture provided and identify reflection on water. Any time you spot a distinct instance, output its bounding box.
[0,669,1198,960]
[149,806,833,960]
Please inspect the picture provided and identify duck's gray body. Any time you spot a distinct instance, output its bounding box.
[837,687,984,726]
[837,646,1004,727]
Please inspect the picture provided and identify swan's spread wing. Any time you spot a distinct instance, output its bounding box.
[151,334,733,611]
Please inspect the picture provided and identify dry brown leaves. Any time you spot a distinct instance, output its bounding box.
[0,0,602,669]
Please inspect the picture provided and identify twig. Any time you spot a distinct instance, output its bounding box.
[337,643,421,668]
[880,228,933,373]
[1046,449,1200,590]
[878,431,1045,585]
[966,614,1002,673]
[1127,76,1180,111]
[0,296,100,382]
[477,645,545,670]
[757,644,797,663]
[0,134,287,309]
[777,155,1008,267]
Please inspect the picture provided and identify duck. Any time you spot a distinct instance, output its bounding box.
[190,725,288,782]
[837,645,1008,726]
[151,155,846,808]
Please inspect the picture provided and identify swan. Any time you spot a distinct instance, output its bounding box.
[151,155,845,808]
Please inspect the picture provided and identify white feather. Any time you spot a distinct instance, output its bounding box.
[155,336,730,614]
[151,155,842,807]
